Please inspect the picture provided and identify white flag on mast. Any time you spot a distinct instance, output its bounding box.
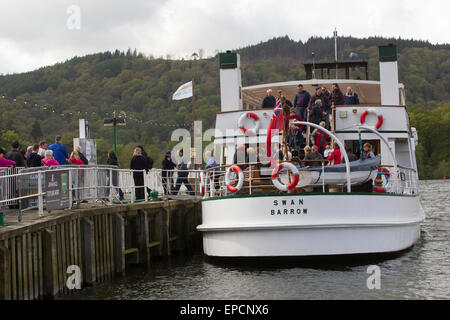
[172,81,193,100]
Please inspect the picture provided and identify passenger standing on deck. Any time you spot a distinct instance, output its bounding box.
[75,146,88,165]
[304,145,324,167]
[162,150,176,195]
[329,83,345,105]
[5,141,25,167]
[327,143,342,165]
[293,84,310,121]
[286,106,304,151]
[137,145,153,197]
[27,144,42,167]
[309,100,324,125]
[42,150,60,166]
[172,149,194,195]
[309,87,330,128]
[48,136,69,165]
[130,147,146,200]
[344,86,360,105]
[261,89,276,108]
[69,151,85,165]
[361,142,375,159]
[0,148,16,167]
[107,150,124,201]
[310,121,329,154]
[38,141,48,158]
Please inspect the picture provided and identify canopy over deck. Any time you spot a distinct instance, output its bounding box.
[242,79,387,107]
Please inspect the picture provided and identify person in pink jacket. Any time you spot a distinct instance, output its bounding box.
[42,149,60,167]
[0,147,16,167]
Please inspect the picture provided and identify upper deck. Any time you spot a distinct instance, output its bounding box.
[241,79,406,108]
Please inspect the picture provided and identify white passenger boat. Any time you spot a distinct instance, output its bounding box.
[197,44,425,257]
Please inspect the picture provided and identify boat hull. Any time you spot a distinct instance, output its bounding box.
[197,193,424,257]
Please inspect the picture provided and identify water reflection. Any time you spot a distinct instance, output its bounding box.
[62,180,450,300]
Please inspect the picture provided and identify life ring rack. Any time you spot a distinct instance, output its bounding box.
[360,108,383,130]
[238,112,261,135]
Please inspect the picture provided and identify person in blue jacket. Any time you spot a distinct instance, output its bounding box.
[47,135,69,165]
[293,84,311,122]
[344,86,360,105]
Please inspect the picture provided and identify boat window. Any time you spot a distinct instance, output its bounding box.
[344,139,380,158]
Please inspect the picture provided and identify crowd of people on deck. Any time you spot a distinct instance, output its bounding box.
[260,83,368,167]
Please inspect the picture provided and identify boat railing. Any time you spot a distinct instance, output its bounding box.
[202,159,419,198]
[380,165,419,195]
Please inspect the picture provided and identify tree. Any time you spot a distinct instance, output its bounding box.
[30,120,43,141]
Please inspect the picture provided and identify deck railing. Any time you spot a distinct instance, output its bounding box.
[0,161,419,222]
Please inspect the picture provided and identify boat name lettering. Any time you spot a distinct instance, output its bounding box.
[270,208,308,215]
[273,199,304,206]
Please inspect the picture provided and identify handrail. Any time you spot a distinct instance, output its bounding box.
[292,120,352,192]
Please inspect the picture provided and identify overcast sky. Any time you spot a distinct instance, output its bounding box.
[0,0,448,74]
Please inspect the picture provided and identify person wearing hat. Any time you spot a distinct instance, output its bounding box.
[162,150,176,195]
[0,147,16,167]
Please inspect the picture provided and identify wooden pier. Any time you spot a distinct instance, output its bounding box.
[0,200,202,300]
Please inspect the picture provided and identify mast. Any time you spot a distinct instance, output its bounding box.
[334,28,338,79]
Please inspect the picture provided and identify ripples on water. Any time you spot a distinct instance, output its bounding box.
[65,180,450,300]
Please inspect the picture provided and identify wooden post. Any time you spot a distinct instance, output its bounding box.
[137,210,150,265]
[162,206,171,256]
[81,218,96,285]
[113,213,125,275]
[42,229,58,298]
[0,245,11,300]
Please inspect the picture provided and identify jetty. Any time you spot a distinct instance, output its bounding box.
[0,165,202,300]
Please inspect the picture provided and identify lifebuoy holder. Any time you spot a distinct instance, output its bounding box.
[360,108,383,130]
[238,112,260,135]
[225,165,244,193]
[373,167,390,193]
[271,162,300,192]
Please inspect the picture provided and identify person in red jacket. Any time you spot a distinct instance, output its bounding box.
[310,121,329,154]
[327,143,342,165]
[69,151,85,165]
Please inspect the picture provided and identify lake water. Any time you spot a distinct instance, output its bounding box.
[64,180,449,300]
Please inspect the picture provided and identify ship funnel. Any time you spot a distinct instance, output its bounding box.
[219,51,243,112]
[379,44,400,105]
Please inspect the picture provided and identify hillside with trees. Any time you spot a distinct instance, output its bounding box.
[0,36,448,178]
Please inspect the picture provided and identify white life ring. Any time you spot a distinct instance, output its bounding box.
[199,172,206,197]
[225,165,244,193]
[271,162,300,192]
[360,108,383,129]
[238,112,260,135]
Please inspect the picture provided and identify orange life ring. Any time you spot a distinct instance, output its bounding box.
[373,167,390,193]
[238,112,260,135]
[271,162,300,192]
[360,108,383,129]
[225,165,244,193]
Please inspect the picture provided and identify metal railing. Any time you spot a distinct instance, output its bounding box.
[0,161,419,222]
[202,160,420,199]
[0,165,205,222]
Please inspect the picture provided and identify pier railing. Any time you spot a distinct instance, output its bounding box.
[0,166,204,221]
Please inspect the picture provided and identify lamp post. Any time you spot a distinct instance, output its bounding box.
[104,111,126,154]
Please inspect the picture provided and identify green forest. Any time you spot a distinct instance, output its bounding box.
[0,36,448,179]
